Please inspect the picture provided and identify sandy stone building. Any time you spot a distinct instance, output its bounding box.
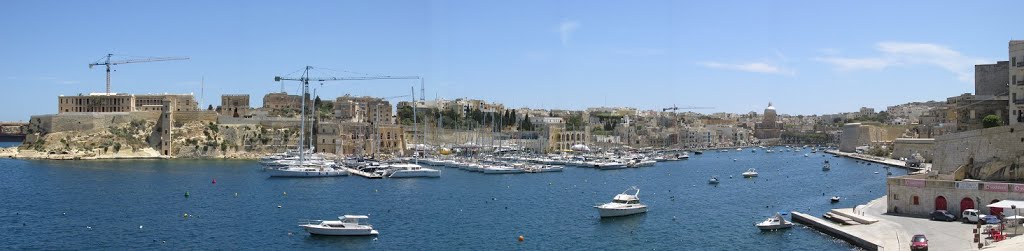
[219,94,250,117]
[334,95,392,124]
[58,93,197,113]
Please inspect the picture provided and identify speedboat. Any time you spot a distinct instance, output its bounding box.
[742,168,758,178]
[822,160,831,171]
[831,196,841,203]
[755,212,793,230]
[387,163,441,178]
[708,176,720,184]
[300,215,379,236]
[595,186,648,218]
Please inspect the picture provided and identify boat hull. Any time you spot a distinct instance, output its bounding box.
[389,169,441,178]
[268,169,348,177]
[302,225,378,236]
[756,223,793,230]
[596,206,648,218]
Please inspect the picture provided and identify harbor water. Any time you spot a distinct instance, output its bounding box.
[0,148,905,250]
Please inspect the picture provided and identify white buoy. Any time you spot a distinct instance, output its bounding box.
[139,225,143,229]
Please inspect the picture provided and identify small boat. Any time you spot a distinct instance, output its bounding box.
[300,215,379,236]
[830,196,841,203]
[708,176,720,184]
[742,168,758,178]
[595,186,648,218]
[386,163,441,178]
[755,212,793,230]
[693,151,703,155]
[822,160,831,171]
[804,154,809,157]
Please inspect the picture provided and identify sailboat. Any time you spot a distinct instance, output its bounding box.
[269,67,347,177]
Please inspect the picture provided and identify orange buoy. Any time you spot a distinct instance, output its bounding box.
[518,235,524,242]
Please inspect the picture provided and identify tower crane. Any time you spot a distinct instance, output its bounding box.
[663,104,715,112]
[89,54,190,94]
[274,66,420,160]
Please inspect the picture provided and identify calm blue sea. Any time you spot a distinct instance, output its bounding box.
[0,147,904,250]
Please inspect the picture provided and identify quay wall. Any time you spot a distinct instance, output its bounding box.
[891,138,935,162]
[791,211,879,251]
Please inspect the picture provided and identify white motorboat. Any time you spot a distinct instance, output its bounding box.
[742,168,758,178]
[756,212,793,230]
[831,196,841,203]
[708,176,720,184]
[482,166,524,174]
[387,163,441,178]
[595,161,628,170]
[300,215,379,236]
[595,186,648,217]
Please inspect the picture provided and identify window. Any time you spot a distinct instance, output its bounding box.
[912,196,919,205]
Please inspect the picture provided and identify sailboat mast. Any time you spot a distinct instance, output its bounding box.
[297,66,310,164]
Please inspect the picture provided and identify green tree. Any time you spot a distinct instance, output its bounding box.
[983,114,1002,128]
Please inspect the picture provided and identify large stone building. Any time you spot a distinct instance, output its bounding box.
[58,93,197,113]
[263,92,308,110]
[58,93,134,113]
[135,94,198,112]
[946,93,1007,132]
[219,94,250,117]
[887,124,1024,217]
[754,102,782,140]
[1009,41,1024,124]
[976,61,1009,96]
[334,95,392,124]
[547,126,588,152]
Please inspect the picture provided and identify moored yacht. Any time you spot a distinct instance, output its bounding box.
[386,163,441,178]
[268,163,348,177]
[300,215,379,236]
[595,186,648,218]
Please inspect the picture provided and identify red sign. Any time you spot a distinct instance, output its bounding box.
[1013,184,1024,193]
[904,179,926,188]
[985,183,1009,192]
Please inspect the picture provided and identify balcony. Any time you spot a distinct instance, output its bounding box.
[1015,99,1024,105]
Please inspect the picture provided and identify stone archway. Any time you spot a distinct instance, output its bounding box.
[961,197,975,213]
[935,196,947,211]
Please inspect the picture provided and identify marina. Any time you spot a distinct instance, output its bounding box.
[0,147,904,250]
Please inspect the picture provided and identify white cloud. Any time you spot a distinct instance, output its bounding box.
[558,20,580,46]
[700,61,795,76]
[815,42,989,82]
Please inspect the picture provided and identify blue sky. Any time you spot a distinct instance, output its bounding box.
[1,0,1020,121]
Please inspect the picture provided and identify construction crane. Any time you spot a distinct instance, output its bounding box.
[663,104,715,112]
[380,94,412,100]
[89,54,189,94]
[274,66,420,160]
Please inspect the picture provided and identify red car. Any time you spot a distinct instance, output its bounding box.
[910,234,928,251]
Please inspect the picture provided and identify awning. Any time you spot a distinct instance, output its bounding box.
[987,200,1024,209]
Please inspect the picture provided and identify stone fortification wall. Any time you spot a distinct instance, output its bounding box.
[172,111,218,126]
[931,124,1024,179]
[892,138,935,162]
[30,112,161,134]
[839,123,904,152]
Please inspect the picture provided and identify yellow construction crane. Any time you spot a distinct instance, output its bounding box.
[89,54,189,94]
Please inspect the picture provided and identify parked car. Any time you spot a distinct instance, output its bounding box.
[929,210,956,221]
[981,215,1000,224]
[910,234,928,250]
[962,209,984,223]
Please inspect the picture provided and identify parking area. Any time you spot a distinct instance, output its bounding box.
[858,196,1023,251]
